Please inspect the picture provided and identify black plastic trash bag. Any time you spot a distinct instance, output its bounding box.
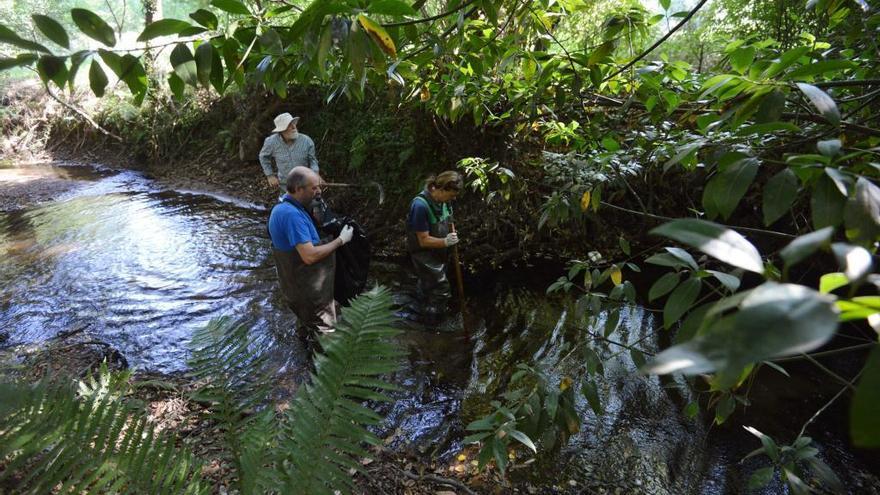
[310,198,370,304]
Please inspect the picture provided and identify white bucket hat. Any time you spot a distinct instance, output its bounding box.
[272,112,300,133]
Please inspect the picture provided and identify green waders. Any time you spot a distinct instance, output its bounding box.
[407,193,452,318]
[272,241,337,346]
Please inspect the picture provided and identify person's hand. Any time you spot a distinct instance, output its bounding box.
[267,176,280,188]
[444,232,459,247]
[339,225,354,245]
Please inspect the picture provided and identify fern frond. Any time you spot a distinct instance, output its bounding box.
[0,381,207,494]
[278,286,403,495]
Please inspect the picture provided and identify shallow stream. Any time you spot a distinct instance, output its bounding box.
[1,162,876,494]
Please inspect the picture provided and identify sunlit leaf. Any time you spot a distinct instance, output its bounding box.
[779,226,834,270]
[508,430,536,453]
[579,190,591,211]
[610,266,623,286]
[32,14,69,49]
[708,270,741,292]
[71,8,116,47]
[211,0,251,16]
[819,272,848,294]
[644,283,838,388]
[844,177,880,247]
[357,13,396,58]
[796,83,840,126]
[651,219,764,274]
[831,243,872,281]
[368,0,417,16]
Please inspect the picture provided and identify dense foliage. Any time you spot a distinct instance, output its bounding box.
[1,0,879,491]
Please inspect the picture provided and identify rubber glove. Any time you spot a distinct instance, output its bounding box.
[444,232,459,247]
[339,225,354,245]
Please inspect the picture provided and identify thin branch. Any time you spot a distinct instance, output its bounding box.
[44,85,122,141]
[812,79,880,88]
[603,0,710,82]
[382,0,479,27]
[797,367,863,439]
[599,201,796,238]
[772,343,876,363]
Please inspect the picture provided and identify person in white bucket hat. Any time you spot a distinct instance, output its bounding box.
[259,112,320,194]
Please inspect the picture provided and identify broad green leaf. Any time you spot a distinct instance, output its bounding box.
[729,46,755,75]
[754,89,787,123]
[663,141,702,171]
[190,9,219,30]
[211,0,251,16]
[71,8,116,47]
[195,42,214,87]
[660,0,671,9]
[67,50,91,90]
[646,252,692,270]
[796,83,840,126]
[368,0,417,16]
[209,48,224,93]
[644,283,838,388]
[851,348,880,448]
[0,24,50,53]
[811,174,846,229]
[714,394,736,424]
[831,243,872,281]
[663,277,701,329]
[844,177,880,247]
[0,54,38,71]
[36,55,68,88]
[170,43,198,86]
[703,158,759,220]
[316,23,332,77]
[649,272,680,302]
[665,247,699,271]
[763,168,799,226]
[581,381,602,415]
[779,226,834,270]
[651,219,764,274]
[786,59,857,80]
[259,28,283,56]
[819,272,848,293]
[88,59,107,97]
[137,19,193,42]
[748,467,775,489]
[762,46,810,78]
[708,270,741,292]
[817,139,842,158]
[32,14,69,49]
[508,430,536,453]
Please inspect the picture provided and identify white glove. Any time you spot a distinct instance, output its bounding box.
[444,232,459,247]
[339,225,354,245]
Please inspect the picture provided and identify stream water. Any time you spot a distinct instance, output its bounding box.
[1,162,877,494]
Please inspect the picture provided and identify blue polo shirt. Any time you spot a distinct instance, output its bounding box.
[268,195,320,251]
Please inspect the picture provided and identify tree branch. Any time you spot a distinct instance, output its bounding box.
[812,79,880,88]
[45,85,122,142]
[382,0,480,27]
[603,0,710,82]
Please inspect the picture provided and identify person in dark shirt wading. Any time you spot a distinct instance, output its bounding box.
[405,171,463,324]
[268,166,353,351]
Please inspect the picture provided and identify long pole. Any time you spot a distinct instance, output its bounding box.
[449,222,467,326]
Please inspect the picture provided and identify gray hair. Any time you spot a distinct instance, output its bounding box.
[286,166,313,193]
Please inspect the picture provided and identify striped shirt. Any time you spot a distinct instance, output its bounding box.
[258,133,320,186]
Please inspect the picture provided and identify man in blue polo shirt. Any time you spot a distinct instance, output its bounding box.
[269,166,353,349]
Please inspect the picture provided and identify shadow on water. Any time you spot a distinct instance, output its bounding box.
[1,162,877,493]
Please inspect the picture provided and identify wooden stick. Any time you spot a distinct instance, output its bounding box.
[449,222,468,329]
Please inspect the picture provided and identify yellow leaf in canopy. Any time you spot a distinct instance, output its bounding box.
[357,13,396,58]
[580,190,591,211]
[420,85,430,102]
[559,376,573,391]
[610,266,623,286]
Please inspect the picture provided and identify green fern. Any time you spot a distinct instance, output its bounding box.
[0,381,207,494]
[278,285,404,494]
[186,317,278,494]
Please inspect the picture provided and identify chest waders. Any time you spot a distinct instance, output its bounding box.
[407,193,452,316]
[271,198,337,342]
